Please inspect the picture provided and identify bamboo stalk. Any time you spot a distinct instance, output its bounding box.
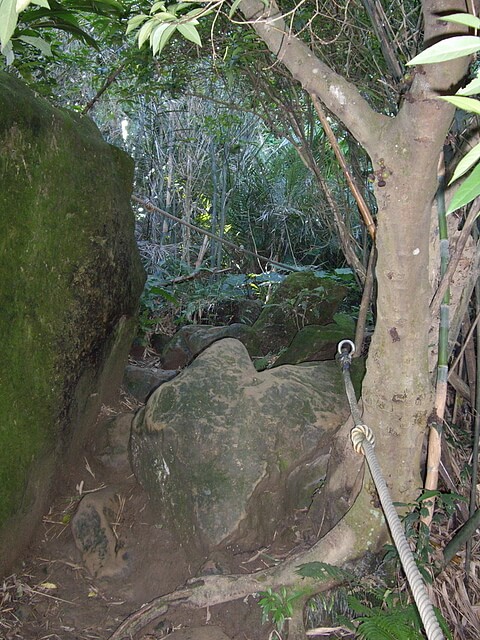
[422,153,449,529]
[131,195,300,272]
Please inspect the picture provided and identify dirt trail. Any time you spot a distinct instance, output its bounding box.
[1,394,269,640]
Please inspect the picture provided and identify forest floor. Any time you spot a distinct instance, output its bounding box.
[2,356,480,639]
[0,378,280,640]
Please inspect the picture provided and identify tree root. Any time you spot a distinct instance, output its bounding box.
[108,507,381,640]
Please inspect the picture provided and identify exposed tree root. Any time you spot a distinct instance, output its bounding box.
[109,503,383,639]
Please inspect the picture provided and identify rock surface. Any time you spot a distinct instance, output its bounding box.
[161,323,259,369]
[0,72,144,572]
[71,487,128,578]
[274,313,356,366]
[250,271,347,355]
[130,338,351,552]
[123,365,177,402]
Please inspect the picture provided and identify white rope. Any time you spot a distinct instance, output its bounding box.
[338,340,444,640]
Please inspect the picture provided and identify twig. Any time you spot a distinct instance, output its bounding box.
[430,197,480,316]
[131,195,301,272]
[311,95,376,240]
[82,64,125,115]
[354,245,376,355]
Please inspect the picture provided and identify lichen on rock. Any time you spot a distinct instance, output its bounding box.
[130,338,352,555]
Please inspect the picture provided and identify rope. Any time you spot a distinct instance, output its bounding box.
[337,340,444,640]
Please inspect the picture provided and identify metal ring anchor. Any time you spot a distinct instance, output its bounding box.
[337,339,355,356]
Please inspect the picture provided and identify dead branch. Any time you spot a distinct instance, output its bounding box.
[131,195,299,273]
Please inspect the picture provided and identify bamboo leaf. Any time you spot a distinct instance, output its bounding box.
[447,163,480,214]
[16,0,31,11]
[457,75,480,95]
[407,35,480,65]
[439,95,480,114]
[442,13,480,30]
[228,0,243,18]
[2,39,14,63]
[177,22,201,46]
[449,141,480,183]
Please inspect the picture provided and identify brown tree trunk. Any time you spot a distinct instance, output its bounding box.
[240,0,469,504]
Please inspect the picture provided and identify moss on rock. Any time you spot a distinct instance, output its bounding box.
[251,272,348,355]
[0,72,145,570]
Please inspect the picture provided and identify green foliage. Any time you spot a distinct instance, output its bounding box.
[258,586,307,634]
[385,490,467,579]
[127,1,206,56]
[303,562,450,640]
[1,0,127,65]
[351,599,424,640]
[408,11,480,214]
[296,561,354,582]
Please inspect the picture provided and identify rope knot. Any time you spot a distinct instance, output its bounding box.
[350,424,375,454]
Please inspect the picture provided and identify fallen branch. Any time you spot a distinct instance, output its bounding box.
[132,195,300,273]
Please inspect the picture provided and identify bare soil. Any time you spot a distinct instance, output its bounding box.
[1,394,277,640]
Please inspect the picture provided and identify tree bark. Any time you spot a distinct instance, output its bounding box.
[239,0,469,503]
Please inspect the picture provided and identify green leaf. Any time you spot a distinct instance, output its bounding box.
[31,0,50,6]
[151,11,177,22]
[151,21,176,55]
[417,489,440,502]
[90,0,123,12]
[439,94,480,114]
[447,162,480,213]
[137,18,156,48]
[442,13,480,30]
[177,22,201,46]
[16,0,31,11]
[457,75,480,95]
[228,0,243,18]
[126,13,148,35]
[407,35,480,65]
[0,0,18,50]
[449,141,480,183]
[150,0,166,13]
[2,38,14,63]
[18,34,52,55]
[296,561,353,581]
[148,286,179,304]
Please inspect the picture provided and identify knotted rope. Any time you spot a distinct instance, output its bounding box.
[337,340,444,640]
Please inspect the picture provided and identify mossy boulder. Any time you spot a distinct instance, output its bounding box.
[0,72,145,572]
[274,313,356,365]
[161,323,260,370]
[250,272,347,355]
[130,338,351,554]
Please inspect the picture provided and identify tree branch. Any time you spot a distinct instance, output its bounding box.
[239,0,390,154]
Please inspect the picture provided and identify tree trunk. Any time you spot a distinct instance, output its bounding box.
[239,0,470,504]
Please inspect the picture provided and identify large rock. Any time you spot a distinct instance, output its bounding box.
[250,272,348,355]
[161,323,259,369]
[0,72,145,572]
[130,338,351,553]
[274,313,356,366]
[123,365,177,402]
